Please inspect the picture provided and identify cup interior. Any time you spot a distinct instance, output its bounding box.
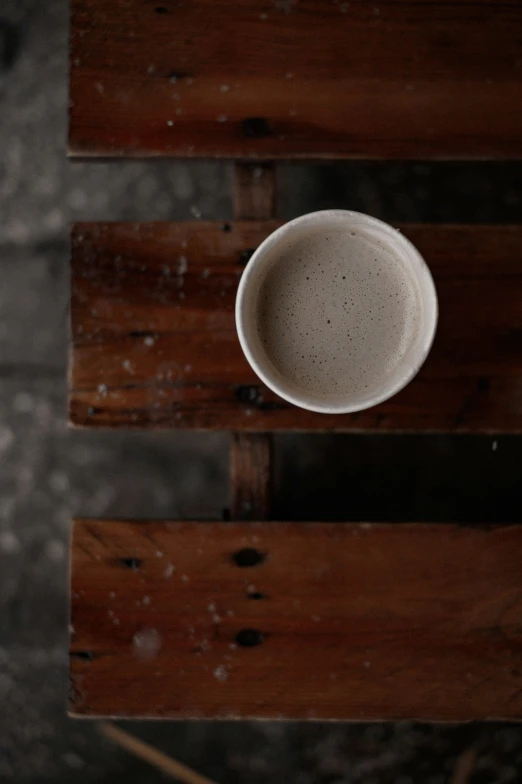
[235,210,437,414]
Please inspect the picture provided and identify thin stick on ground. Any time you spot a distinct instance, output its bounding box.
[99,722,221,784]
[450,747,477,784]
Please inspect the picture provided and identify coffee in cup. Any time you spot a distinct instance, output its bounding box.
[236,211,437,414]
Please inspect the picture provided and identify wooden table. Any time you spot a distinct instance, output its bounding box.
[69,0,522,721]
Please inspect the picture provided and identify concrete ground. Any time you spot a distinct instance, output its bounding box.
[1,0,521,781]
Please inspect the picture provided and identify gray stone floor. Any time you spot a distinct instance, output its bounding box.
[1,0,521,781]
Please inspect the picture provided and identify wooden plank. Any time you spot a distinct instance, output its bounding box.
[233,164,276,221]
[230,434,272,520]
[70,519,522,720]
[69,0,522,160]
[69,222,522,432]
[230,163,274,520]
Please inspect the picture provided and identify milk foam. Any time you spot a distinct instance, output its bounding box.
[256,227,422,403]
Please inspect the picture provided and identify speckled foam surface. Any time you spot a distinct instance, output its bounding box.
[258,225,422,404]
[1,0,522,781]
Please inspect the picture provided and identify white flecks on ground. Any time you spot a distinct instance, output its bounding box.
[13,392,34,413]
[45,540,65,561]
[0,425,15,453]
[208,602,216,612]
[0,531,21,554]
[167,120,174,127]
[173,168,194,199]
[214,665,229,682]
[226,609,234,617]
[95,82,104,94]
[285,72,293,79]
[109,591,116,599]
[220,84,230,92]
[122,359,134,374]
[97,383,107,397]
[132,628,162,660]
[217,114,227,123]
[48,470,68,493]
[492,440,498,451]
[202,268,210,278]
[181,574,189,582]
[164,563,175,578]
[212,614,221,624]
[155,550,164,558]
[364,661,371,668]
[144,336,155,347]
[190,205,202,218]
[143,595,150,605]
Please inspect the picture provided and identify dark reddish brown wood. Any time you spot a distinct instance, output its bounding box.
[69,222,522,432]
[230,164,274,521]
[233,164,276,221]
[70,519,522,720]
[69,0,522,160]
[230,434,272,520]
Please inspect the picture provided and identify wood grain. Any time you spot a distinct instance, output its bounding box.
[231,434,272,520]
[70,519,522,720]
[69,222,522,432]
[230,164,274,521]
[233,163,276,221]
[69,0,522,160]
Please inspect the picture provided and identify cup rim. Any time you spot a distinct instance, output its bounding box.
[235,209,438,414]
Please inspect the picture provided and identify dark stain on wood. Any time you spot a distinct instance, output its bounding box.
[232,548,266,567]
[236,628,265,647]
[239,248,256,265]
[119,557,142,570]
[248,590,268,600]
[70,650,95,661]
[242,118,272,139]
[235,386,261,404]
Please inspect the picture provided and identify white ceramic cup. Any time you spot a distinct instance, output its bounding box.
[235,210,438,414]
